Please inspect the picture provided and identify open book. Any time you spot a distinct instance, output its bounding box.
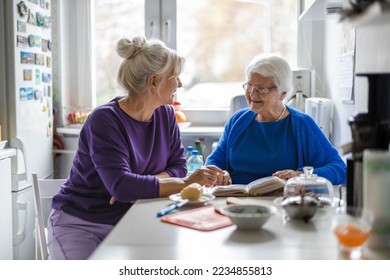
[211,176,285,197]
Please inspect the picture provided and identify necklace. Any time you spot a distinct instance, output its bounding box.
[256,105,286,122]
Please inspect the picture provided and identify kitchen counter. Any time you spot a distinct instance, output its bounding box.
[56,126,82,135]
[179,125,224,137]
[0,148,16,160]
[57,125,224,137]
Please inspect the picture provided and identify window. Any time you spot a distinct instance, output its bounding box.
[94,0,145,105]
[175,0,297,109]
[93,0,297,110]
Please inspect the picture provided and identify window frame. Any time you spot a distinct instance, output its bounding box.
[57,0,173,117]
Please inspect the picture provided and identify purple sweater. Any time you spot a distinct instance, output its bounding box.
[52,98,186,225]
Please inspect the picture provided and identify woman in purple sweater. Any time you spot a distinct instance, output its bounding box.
[48,37,224,259]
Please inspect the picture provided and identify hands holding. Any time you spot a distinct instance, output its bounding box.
[109,165,233,204]
[185,165,231,187]
[214,169,231,186]
[272,169,302,180]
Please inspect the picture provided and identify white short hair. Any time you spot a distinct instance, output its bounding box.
[246,53,292,94]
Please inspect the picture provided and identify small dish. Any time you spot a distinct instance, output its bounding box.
[220,204,277,231]
[0,140,8,150]
[169,193,215,205]
[178,122,191,129]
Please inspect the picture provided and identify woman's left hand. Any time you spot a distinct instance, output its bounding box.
[272,169,302,180]
[215,170,232,186]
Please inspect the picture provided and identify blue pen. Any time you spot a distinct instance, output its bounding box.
[157,199,189,217]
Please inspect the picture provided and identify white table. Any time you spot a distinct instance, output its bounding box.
[89,195,390,260]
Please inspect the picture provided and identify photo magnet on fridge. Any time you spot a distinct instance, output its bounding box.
[26,87,34,100]
[17,20,27,33]
[43,16,51,29]
[17,1,28,17]
[42,72,51,83]
[35,69,40,84]
[34,89,41,100]
[46,56,51,67]
[28,34,42,48]
[36,12,43,27]
[27,9,37,25]
[21,51,35,64]
[23,69,32,81]
[40,0,46,9]
[41,39,49,52]
[35,53,45,66]
[17,35,28,48]
[19,87,27,101]
[19,87,34,101]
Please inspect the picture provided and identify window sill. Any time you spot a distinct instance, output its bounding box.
[181,108,229,126]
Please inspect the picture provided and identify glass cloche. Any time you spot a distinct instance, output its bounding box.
[284,166,334,207]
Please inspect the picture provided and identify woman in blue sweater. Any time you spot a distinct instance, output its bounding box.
[206,53,346,186]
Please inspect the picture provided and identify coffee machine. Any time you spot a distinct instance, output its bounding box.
[347,73,390,208]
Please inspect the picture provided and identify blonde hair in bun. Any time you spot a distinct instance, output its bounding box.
[116,36,185,96]
[116,37,146,60]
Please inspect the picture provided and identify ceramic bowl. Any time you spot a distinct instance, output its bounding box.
[220,204,277,230]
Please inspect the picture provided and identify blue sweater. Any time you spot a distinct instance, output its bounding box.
[206,106,346,185]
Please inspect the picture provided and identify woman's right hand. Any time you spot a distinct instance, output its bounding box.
[185,165,225,187]
[215,170,232,186]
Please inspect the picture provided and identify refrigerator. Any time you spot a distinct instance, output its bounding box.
[0,0,53,259]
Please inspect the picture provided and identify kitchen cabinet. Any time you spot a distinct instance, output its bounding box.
[0,148,16,259]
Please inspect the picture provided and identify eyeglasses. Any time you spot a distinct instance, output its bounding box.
[242,82,277,95]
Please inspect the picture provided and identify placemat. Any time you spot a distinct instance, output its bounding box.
[160,205,233,231]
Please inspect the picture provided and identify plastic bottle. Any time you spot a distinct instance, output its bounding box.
[194,139,203,160]
[212,141,218,152]
[186,150,204,173]
[198,137,208,159]
[185,145,194,160]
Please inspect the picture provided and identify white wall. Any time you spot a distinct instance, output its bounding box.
[298,1,390,149]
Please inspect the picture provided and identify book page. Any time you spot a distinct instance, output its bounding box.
[212,176,285,197]
[211,184,249,196]
[247,176,285,196]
